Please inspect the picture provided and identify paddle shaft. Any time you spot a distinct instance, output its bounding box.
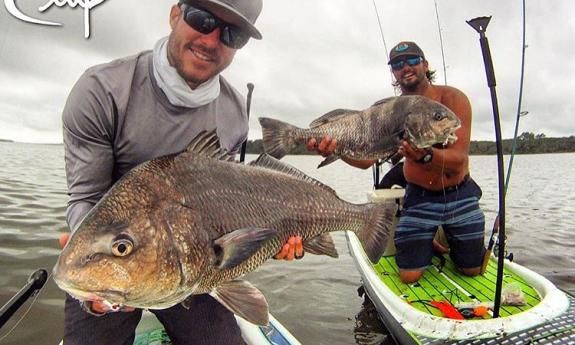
[0,269,48,330]
[467,16,507,318]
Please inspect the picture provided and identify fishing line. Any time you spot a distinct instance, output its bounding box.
[433,0,448,85]
[0,273,52,342]
[440,146,446,199]
[370,0,396,96]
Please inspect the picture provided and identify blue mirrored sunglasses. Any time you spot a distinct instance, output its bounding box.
[390,57,423,71]
[181,4,250,49]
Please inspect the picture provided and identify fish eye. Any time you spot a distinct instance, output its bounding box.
[433,112,444,121]
[111,236,134,257]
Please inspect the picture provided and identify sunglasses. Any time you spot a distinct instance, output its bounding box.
[390,57,423,71]
[180,4,250,49]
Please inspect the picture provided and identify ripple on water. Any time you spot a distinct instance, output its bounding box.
[0,246,61,261]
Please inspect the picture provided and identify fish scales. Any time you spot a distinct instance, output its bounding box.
[53,131,394,325]
[168,157,369,291]
[259,95,461,168]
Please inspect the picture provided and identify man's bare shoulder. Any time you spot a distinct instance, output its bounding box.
[433,85,469,103]
[427,85,471,122]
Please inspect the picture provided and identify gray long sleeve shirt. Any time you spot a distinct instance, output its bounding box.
[63,51,248,231]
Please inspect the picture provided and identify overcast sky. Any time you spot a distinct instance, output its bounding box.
[1,0,573,143]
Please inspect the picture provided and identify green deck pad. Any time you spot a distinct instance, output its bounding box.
[373,255,541,319]
[134,329,172,345]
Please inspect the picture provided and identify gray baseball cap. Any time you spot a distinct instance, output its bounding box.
[180,0,263,39]
[388,41,425,64]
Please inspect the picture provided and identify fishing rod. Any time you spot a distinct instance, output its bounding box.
[480,0,527,276]
[370,0,392,189]
[505,0,528,192]
[0,269,48,330]
[433,0,448,85]
[371,0,390,63]
[467,16,506,318]
[239,82,255,163]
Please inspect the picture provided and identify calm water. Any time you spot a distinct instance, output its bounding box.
[0,142,573,344]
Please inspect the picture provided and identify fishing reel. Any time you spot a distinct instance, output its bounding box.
[492,241,514,262]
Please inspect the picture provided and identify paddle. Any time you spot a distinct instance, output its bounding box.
[0,269,48,330]
[481,0,526,276]
[467,16,507,318]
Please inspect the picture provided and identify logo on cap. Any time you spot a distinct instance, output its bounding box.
[394,43,409,52]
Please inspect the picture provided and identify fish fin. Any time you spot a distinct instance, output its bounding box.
[211,280,269,326]
[371,97,396,107]
[183,130,235,161]
[214,228,278,270]
[309,109,358,128]
[258,117,301,159]
[317,155,340,168]
[303,233,339,258]
[250,154,338,195]
[356,203,396,263]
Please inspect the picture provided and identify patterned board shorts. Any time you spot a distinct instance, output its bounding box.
[394,176,486,270]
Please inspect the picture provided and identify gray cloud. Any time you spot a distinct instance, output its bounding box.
[0,0,573,143]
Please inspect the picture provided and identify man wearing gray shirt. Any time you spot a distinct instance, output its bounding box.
[59,1,284,344]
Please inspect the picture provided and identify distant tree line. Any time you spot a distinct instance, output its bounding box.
[469,132,575,155]
[245,132,575,155]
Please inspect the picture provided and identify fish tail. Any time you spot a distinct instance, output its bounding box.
[357,203,396,263]
[258,117,302,159]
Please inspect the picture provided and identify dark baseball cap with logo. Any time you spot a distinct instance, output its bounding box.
[388,41,425,64]
[179,0,263,39]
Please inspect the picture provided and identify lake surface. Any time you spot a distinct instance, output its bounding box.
[0,142,573,344]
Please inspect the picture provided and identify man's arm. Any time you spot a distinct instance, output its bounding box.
[63,72,116,231]
[59,71,134,315]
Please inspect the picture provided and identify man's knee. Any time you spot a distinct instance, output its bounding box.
[399,270,424,284]
[459,266,481,276]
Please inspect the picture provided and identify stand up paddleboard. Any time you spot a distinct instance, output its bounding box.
[346,188,574,344]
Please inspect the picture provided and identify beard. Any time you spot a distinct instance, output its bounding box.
[398,71,427,92]
[166,32,227,88]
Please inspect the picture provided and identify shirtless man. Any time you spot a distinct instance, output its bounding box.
[308,41,486,283]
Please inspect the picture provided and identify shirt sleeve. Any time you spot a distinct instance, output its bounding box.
[62,71,116,232]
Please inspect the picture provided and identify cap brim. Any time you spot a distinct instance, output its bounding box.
[193,0,262,39]
[387,52,423,64]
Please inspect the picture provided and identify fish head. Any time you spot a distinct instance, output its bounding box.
[53,181,187,309]
[401,95,462,148]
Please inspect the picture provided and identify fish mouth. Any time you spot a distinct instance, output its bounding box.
[442,124,461,145]
[57,281,127,305]
[443,133,458,146]
[407,124,461,148]
[65,288,129,311]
